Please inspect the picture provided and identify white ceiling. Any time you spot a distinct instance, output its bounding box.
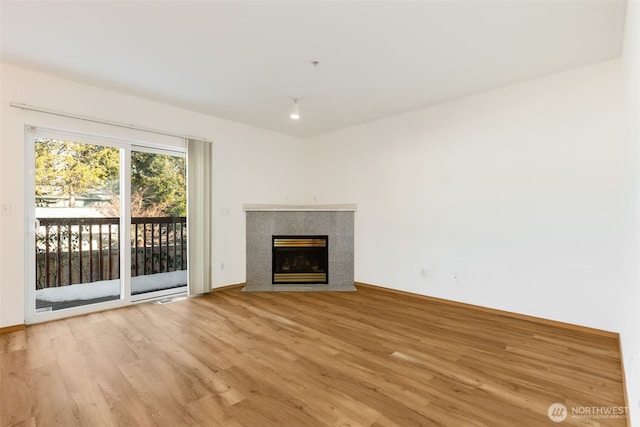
[0,1,627,138]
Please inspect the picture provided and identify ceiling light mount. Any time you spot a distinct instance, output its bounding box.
[290,97,301,120]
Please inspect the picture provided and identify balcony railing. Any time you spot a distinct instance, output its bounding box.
[36,217,187,289]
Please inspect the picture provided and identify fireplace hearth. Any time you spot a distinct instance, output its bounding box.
[272,235,328,284]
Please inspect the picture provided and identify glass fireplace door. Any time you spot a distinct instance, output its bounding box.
[272,235,328,284]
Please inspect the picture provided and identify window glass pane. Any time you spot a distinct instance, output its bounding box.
[34,138,121,311]
[130,151,187,296]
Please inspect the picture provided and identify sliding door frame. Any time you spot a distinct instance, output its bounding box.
[130,144,188,303]
[24,125,186,324]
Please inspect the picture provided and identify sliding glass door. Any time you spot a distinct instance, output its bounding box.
[130,148,187,300]
[31,134,124,313]
[26,129,187,322]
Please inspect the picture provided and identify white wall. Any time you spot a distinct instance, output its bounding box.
[621,0,640,424]
[305,59,628,331]
[0,64,305,328]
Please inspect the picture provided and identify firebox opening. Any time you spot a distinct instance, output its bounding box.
[272,235,328,284]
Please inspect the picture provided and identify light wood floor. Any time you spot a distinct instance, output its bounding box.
[0,285,627,426]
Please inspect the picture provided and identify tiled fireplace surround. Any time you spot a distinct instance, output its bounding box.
[244,204,356,291]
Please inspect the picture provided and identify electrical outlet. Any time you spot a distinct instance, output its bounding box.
[220,262,225,271]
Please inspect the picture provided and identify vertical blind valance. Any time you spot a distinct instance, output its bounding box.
[187,139,213,295]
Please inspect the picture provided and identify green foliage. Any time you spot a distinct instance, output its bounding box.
[35,138,186,217]
[35,138,119,207]
[131,152,186,217]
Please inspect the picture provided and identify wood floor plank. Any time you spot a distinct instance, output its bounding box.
[0,285,628,426]
[0,350,33,426]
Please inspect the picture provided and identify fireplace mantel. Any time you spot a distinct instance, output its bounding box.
[243,203,357,212]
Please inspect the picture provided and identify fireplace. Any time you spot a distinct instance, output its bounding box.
[272,235,328,284]
[244,204,355,291]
